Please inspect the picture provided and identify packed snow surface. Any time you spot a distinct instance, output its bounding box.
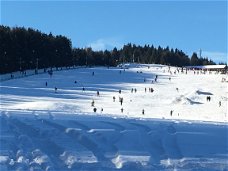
[0,64,228,170]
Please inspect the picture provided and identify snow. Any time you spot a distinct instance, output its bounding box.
[186,65,227,69]
[0,64,228,170]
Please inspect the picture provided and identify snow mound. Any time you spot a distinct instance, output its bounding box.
[172,95,203,105]
[112,154,150,169]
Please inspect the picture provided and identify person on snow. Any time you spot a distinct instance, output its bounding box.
[91,100,95,107]
[170,110,173,116]
[142,109,145,115]
[121,108,124,113]
[120,97,123,106]
[113,96,116,102]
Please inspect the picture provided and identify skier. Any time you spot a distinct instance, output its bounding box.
[131,88,134,93]
[134,88,137,93]
[91,100,95,107]
[176,88,179,92]
[121,108,124,113]
[113,96,116,102]
[120,97,123,106]
[101,108,103,113]
[145,88,147,93]
[93,108,97,112]
[54,87,57,93]
[207,96,211,102]
[82,87,85,91]
[97,91,100,96]
[142,109,145,115]
[45,82,48,87]
[119,90,121,94]
[219,101,221,107]
[92,71,94,76]
[170,110,173,116]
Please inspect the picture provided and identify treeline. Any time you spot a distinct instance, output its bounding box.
[0,25,216,74]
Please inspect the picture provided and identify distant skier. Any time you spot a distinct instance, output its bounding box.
[92,71,95,76]
[207,96,211,102]
[82,87,85,91]
[91,100,95,107]
[170,110,173,116]
[145,88,147,92]
[120,97,123,106]
[74,81,77,84]
[101,108,103,113]
[113,96,116,102]
[142,109,145,115]
[45,82,48,87]
[134,88,137,93]
[121,108,124,113]
[119,90,121,94]
[176,88,179,92]
[55,87,57,93]
[131,88,134,93]
[219,101,221,107]
[93,108,97,112]
[97,91,100,96]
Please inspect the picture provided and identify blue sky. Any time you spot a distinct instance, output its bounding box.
[1,0,227,63]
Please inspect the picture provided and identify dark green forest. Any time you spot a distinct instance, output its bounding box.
[0,26,216,74]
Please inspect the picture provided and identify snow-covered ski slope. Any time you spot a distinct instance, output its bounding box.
[1,64,227,122]
[0,64,228,170]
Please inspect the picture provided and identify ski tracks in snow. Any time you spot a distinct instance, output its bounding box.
[0,113,227,170]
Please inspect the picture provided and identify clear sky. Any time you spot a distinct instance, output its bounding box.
[1,0,227,63]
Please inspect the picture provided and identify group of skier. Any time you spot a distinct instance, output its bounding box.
[45,68,223,117]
